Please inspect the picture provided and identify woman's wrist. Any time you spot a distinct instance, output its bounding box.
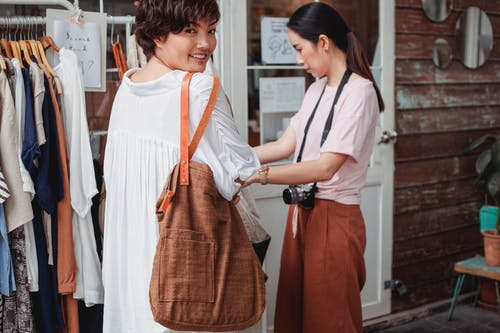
[258,165,269,185]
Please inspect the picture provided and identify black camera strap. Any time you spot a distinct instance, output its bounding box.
[295,69,352,163]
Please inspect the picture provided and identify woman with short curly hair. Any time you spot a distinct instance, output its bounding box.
[102,1,259,332]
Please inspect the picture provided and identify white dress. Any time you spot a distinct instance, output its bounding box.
[102,69,259,333]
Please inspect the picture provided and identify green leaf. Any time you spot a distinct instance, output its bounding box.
[487,171,500,205]
[476,150,491,175]
[462,134,496,154]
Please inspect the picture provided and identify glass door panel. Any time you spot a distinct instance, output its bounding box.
[246,0,379,149]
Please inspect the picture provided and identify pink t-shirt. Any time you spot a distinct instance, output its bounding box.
[290,76,379,204]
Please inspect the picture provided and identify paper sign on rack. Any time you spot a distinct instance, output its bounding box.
[46,9,107,92]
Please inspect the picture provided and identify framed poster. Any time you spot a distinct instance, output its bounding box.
[46,9,107,92]
[260,16,296,64]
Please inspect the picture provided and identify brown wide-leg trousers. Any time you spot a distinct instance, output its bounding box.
[274,199,366,333]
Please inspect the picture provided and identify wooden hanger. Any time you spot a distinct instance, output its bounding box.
[39,34,62,94]
[9,41,24,67]
[35,40,47,64]
[29,39,42,64]
[54,77,63,95]
[0,38,13,58]
[19,40,32,65]
[41,35,60,52]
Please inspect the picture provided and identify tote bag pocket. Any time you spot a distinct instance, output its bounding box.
[158,229,215,303]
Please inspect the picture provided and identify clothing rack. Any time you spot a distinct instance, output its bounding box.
[0,0,136,136]
[0,0,136,52]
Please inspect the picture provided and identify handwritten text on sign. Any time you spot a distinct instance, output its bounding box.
[53,20,101,88]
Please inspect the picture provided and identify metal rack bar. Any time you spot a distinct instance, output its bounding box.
[0,15,135,25]
[0,0,75,11]
[0,0,135,25]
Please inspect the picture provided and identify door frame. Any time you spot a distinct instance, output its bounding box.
[374,0,395,320]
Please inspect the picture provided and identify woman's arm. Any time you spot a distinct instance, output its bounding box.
[245,151,348,186]
[254,126,296,164]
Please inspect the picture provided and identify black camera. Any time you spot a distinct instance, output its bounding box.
[282,184,318,209]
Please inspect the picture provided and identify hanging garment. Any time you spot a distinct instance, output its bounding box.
[0,171,15,296]
[29,61,47,146]
[2,226,34,332]
[20,62,40,293]
[0,203,15,295]
[91,160,103,262]
[11,59,36,196]
[42,64,80,332]
[0,70,33,233]
[30,73,65,333]
[40,62,77,295]
[126,34,147,69]
[54,48,103,307]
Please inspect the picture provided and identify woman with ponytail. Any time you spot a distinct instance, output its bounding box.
[243,2,383,332]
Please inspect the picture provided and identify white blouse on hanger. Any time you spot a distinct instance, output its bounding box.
[54,48,103,306]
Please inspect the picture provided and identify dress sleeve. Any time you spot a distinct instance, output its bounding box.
[320,81,379,163]
[189,73,260,201]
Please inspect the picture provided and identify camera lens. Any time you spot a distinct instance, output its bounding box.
[282,188,293,204]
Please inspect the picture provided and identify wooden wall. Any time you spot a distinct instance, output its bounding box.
[393,0,500,312]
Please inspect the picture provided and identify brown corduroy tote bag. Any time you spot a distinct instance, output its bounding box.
[149,73,266,331]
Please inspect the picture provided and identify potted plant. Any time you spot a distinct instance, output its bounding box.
[463,134,500,266]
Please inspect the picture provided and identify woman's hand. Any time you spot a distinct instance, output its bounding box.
[242,171,259,188]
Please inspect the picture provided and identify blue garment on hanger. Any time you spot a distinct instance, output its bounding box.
[35,75,64,212]
[0,203,16,296]
[30,75,65,332]
[21,60,41,173]
[30,199,55,333]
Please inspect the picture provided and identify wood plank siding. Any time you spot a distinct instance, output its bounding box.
[393,0,500,312]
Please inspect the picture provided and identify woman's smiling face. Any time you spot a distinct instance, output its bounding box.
[154,18,217,72]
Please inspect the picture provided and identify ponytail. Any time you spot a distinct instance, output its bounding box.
[346,32,384,112]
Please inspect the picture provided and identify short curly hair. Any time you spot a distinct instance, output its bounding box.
[135,0,220,58]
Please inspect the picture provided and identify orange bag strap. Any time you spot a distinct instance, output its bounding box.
[158,164,179,214]
[179,73,220,185]
[158,73,220,213]
[179,72,194,185]
[188,76,220,160]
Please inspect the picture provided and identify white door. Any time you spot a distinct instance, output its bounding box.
[215,0,395,330]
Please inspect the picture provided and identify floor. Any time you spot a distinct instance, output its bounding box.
[369,304,500,332]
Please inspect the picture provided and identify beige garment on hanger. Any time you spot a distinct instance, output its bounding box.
[127,34,148,69]
[0,71,34,232]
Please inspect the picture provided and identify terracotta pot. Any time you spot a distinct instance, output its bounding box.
[482,230,500,266]
[478,279,499,311]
